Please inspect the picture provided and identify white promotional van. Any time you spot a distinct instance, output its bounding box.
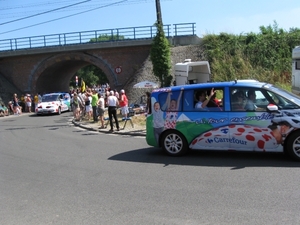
[292,46,300,94]
[174,59,211,85]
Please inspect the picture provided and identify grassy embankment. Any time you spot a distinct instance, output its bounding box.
[201,22,300,91]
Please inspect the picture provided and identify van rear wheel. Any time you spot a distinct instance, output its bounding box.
[161,130,188,156]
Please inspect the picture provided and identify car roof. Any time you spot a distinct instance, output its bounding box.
[43,92,68,96]
[43,93,59,95]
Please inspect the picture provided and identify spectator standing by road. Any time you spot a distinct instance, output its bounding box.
[34,93,39,112]
[38,93,42,104]
[71,92,82,121]
[25,94,32,113]
[12,93,21,115]
[77,91,85,116]
[97,93,105,129]
[85,89,92,120]
[105,89,110,107]
[119,89,129,118]
[91,89,99,123]
[107,90,120,132]
[114,89,119,100]
[20,94,25,112]
[8,101,13,115]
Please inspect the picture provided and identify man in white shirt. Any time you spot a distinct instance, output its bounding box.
[107,90,120,132]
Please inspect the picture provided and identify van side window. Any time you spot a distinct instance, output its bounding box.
[183,90,194,111]
[194,88,223,111]
[158,90,183,112]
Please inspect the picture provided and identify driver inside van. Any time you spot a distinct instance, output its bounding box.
[244,90,264,111]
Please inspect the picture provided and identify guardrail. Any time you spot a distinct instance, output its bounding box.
[0,23,196,52]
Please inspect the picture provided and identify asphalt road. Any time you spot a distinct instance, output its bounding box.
[1,113,300,225]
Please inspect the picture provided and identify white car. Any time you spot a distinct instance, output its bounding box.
[36,93,69,115]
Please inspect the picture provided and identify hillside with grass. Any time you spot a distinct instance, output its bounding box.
[201,22,300,91]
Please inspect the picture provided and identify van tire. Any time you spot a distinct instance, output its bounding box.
[285,131,300,161]
[161,130,188,156]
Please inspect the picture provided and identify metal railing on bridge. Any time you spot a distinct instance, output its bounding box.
[0,23,196,52]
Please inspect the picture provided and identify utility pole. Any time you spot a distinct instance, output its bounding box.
[155,0,163,25]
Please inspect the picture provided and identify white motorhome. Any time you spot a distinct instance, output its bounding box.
[174,59,211,86]
[292,46,300,94]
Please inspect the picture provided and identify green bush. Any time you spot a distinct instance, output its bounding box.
[202,22,300,91]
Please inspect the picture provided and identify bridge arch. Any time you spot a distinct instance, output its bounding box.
[31,52,118,93]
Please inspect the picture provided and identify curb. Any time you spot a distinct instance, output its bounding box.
[72,119,146,137]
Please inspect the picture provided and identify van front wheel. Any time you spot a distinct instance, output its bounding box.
[161,130,188,156]
[285,131,300,161]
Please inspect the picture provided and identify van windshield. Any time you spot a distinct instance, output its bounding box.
[267,85,300,109]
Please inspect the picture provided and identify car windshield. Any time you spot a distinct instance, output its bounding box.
[42,95,59,102]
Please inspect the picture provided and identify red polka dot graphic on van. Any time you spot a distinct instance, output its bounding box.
[189,124,278,151]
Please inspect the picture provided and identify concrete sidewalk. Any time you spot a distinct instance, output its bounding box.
[72,117,146,137]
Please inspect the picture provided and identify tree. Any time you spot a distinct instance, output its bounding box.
[70,65,109,88]
[89,34,125,43]
[150,23,172,87]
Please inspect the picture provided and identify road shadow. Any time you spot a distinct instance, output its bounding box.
[108,147,300,169]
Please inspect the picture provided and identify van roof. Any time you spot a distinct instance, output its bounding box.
[154,80,270,92]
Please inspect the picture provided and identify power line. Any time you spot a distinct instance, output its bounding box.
[0,0,171,36]
[0,0,129,35]
[0,0,156,20]
[0,0,77,11]
[0,0,91,26]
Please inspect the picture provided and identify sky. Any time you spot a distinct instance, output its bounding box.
[0,0,300,41]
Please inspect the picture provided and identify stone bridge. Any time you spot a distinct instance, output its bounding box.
[0,36,200,97]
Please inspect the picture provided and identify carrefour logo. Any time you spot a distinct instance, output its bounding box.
[205,137,247,145]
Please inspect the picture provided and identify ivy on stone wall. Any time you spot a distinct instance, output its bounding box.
[150,23,172,87]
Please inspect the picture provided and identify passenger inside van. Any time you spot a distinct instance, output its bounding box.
[244,90,264,111]
[206,89,223,111]
[195,88,216,110]
[231,91,245,111]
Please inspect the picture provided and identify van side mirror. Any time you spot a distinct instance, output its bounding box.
[267,104,278,112]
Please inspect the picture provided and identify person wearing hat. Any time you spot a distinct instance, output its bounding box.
[107,90,120,132]
[114,89,119,99]
[119,89,129,119]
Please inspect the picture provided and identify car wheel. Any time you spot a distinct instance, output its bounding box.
[285,131,300,161]
[57,107,61,115]
[161,130,188,156]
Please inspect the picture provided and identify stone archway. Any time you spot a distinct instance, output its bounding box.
[31,52,118,93]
